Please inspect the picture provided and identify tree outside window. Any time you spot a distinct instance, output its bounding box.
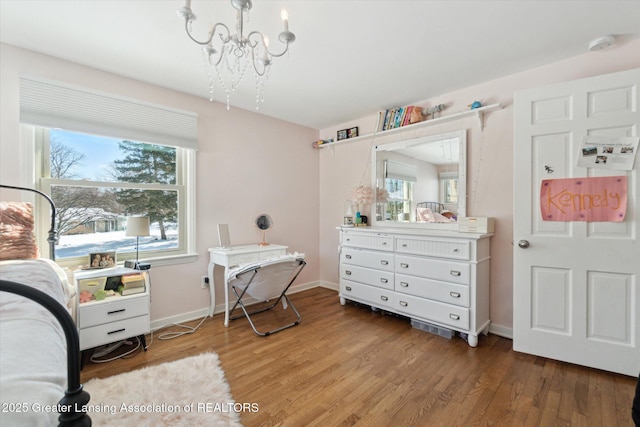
[39,129,182,262]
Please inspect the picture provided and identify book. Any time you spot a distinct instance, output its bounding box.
[121,273,145,289]
[121,286,146,296]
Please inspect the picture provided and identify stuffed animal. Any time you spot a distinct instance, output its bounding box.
[409,106,424,124]
[79,290,93,303]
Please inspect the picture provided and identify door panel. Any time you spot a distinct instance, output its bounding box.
[514,68,640,376]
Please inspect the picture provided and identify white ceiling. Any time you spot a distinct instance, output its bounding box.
[1,1,639,130]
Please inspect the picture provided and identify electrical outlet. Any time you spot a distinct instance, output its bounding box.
[201,275,209,288]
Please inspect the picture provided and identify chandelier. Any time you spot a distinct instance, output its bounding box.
[177,0,296,110]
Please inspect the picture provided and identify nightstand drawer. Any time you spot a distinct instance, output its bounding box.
[79,295,149,328]
[79,314,150,351]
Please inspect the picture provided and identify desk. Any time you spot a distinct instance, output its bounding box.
[208,244,288,325]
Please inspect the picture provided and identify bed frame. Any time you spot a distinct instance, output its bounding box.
[0,184,90,426]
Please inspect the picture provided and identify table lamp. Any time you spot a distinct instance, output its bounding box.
[126,216,150,270]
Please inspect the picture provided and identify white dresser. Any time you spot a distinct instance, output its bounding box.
[339,227,491,347]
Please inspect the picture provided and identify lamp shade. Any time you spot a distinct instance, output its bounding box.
[126,216,150,237]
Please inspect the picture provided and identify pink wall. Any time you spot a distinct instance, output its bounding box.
[0,43,319,324]
[318,38,640,333]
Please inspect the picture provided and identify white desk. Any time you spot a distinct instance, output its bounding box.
[207,244,288,326]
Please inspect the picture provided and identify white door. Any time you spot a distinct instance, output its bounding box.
[513,68,640,376]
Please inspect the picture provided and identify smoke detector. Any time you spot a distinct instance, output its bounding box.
[588,35,615,52]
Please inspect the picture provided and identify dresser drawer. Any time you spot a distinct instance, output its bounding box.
[341,232,393,251]
[340,279,395,309]
[396,237,470,260]
[395,255,470,285]
[394,294,469,330]
[395,274,469,307]
[341,248,394,272]
[79,314,150,351]
[79,294,149,328]
[340,264,394,290]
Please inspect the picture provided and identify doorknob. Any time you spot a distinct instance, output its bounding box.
[518,240,530,248]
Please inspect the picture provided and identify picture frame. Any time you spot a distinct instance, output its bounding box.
[89,251,117,269]
[348,126,359,138]
[337,129,348,141]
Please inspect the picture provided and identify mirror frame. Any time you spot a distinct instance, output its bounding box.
[371,130,466,230]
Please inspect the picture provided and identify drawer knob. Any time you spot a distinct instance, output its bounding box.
[400,282,409,288]
[381,260,389,265]
[402,243,407,247]
[345,270,352,275]
[453,248,459,252]
[382,242,387,245]
[346,254,352,259]
[399,301,408,307]
[380,295,389,301]
[345,286,352,292]
[450,291,461,298]
[107,309,126,315]
[380,278,388,284]
[449,314,460,320]
[450,270,461,277]
[400,263,409,268]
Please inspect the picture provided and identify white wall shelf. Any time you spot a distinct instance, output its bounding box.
[319,103,501,149]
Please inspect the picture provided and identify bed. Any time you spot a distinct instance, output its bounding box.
[0,184,90,426]
[416,201,456,223]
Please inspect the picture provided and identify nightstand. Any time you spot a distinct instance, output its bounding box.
[73,267,151,353]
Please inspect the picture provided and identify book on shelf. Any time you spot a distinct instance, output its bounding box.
[377,105,419,132]
[121,286,146,296]
[119,272,145,295]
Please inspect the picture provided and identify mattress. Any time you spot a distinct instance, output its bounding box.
[0,258,75,426]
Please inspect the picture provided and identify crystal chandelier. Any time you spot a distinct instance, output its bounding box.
[177,0,296,110]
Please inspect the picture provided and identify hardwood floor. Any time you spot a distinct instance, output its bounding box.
[81,287,637,426]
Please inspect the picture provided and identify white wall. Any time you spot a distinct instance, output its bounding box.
[0,43,320,324]
[318,38,640,332]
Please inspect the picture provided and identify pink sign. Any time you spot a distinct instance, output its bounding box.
[540,176,627,222]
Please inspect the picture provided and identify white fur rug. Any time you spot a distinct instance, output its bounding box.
[84,352,242,426]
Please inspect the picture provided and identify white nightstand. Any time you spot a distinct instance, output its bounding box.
[73,267,151,352]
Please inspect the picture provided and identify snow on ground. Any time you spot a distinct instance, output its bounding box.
[56,224,178,258]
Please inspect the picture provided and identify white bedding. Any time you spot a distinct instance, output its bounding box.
[0,259,75,426]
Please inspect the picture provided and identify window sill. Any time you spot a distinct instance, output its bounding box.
[57,252,199,270]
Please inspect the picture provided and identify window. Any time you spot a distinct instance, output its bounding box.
[385,178,414,221]
[19,76,198,267]
[439,171,459,204]
[34,127,194,266]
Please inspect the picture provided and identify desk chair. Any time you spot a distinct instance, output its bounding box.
[227,255,306,336]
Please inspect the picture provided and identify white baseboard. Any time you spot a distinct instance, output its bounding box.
[489,323,513,339]
[150,280,330,331]
[151,281,513,341]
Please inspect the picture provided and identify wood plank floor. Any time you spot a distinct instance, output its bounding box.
[81,287,638,426]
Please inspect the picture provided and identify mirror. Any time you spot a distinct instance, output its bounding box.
[371,130,466,228]
[255,214,273,246]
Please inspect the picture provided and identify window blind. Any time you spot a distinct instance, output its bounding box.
[385,160,417,182]
[20,76,198,150]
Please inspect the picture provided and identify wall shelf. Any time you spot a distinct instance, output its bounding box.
[318,103,501,149]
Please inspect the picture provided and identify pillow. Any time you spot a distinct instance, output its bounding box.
[0,201,39,260]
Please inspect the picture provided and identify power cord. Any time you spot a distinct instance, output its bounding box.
[87,268,213,364]
[89,337,141,363]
